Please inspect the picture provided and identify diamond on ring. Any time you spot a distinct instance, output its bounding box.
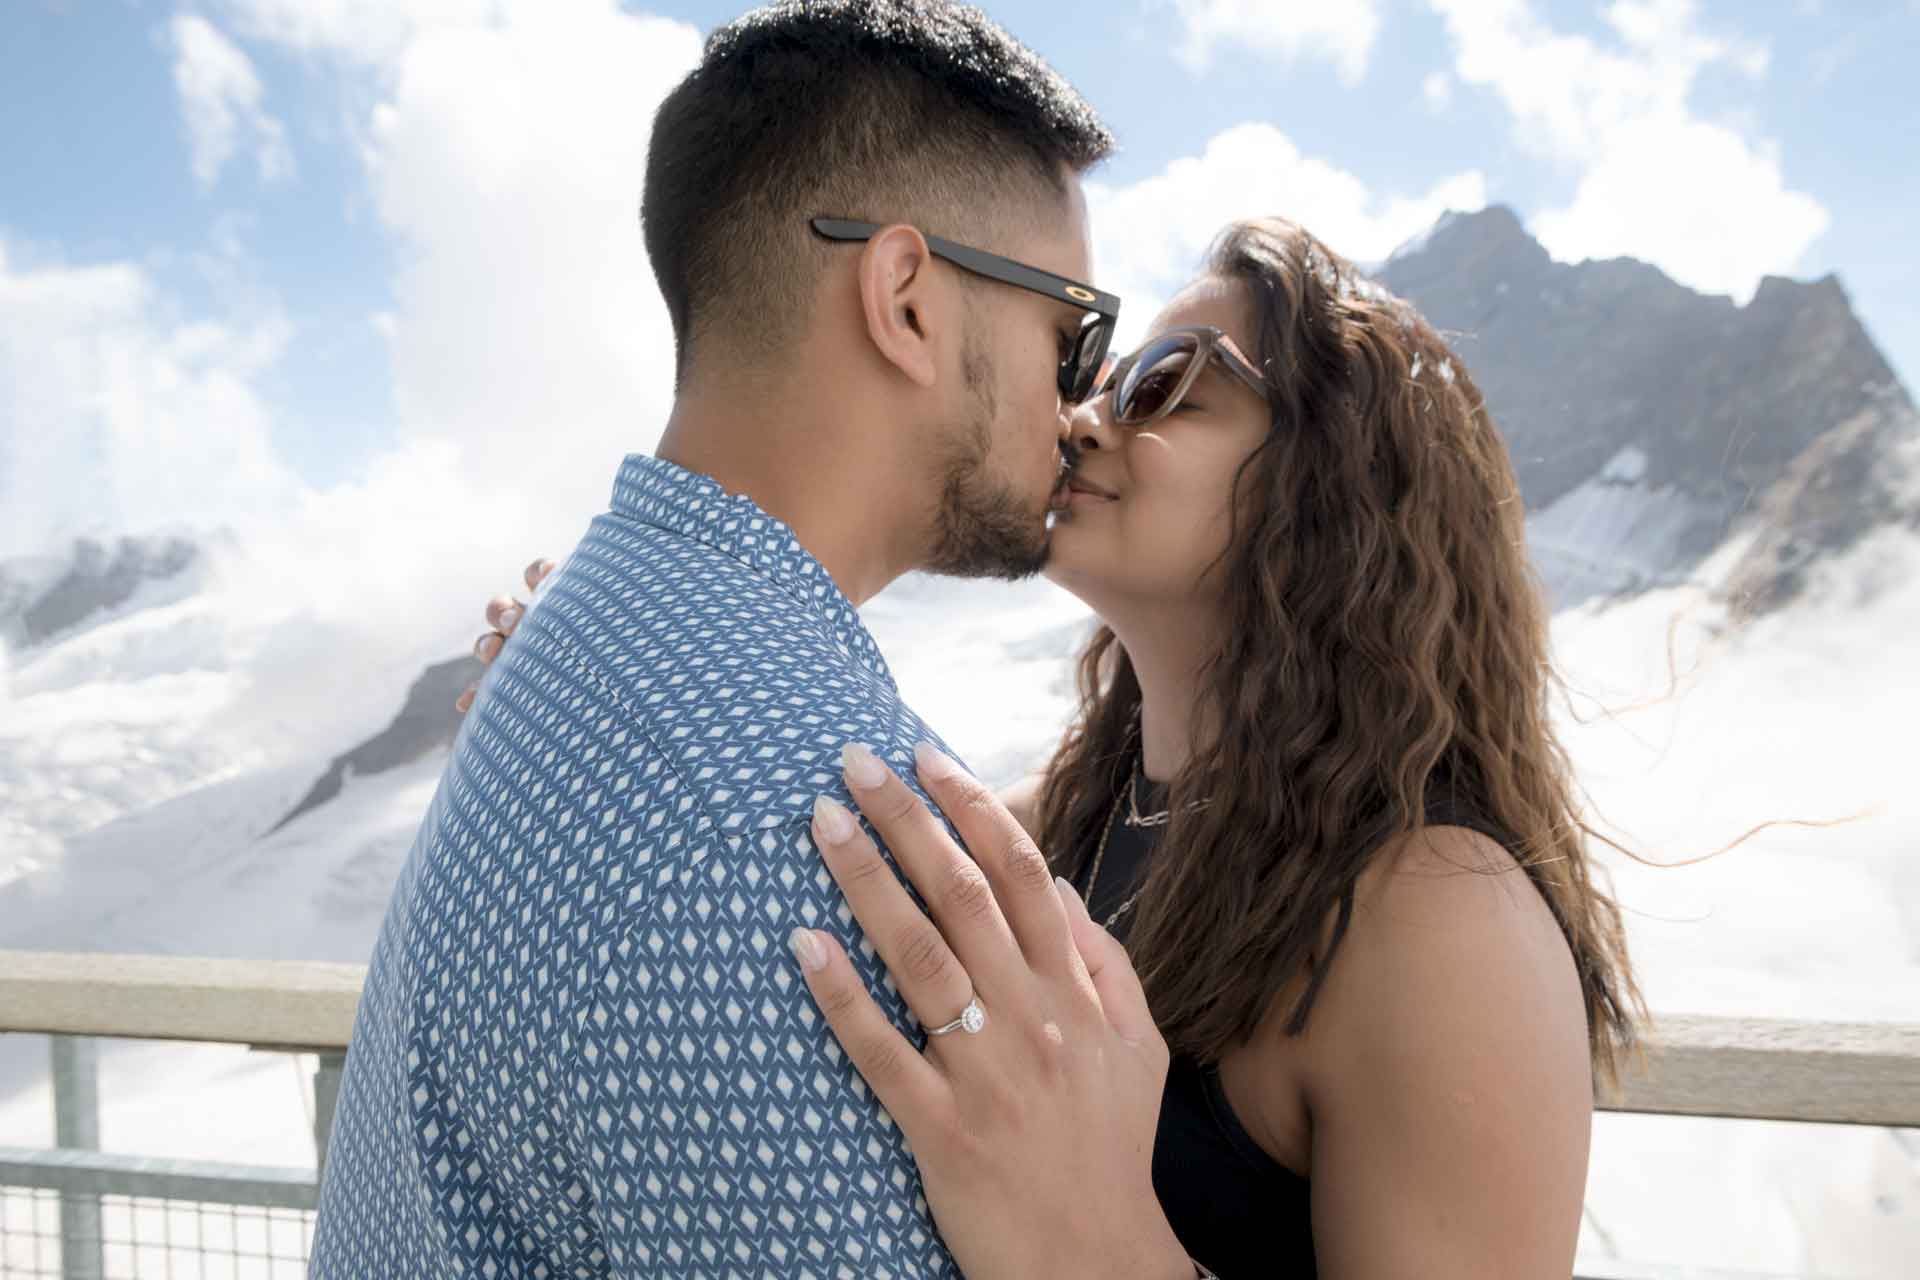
[927,996,987,1036]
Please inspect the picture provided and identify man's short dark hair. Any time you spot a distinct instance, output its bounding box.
[642,0,1114,377]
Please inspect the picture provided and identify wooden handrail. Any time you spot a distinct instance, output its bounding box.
[0,950,362,1052]
[1599,1013,1920,1127]
[3,950,1917,1128]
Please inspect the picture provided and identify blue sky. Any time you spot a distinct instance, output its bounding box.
[2,0,1916,555]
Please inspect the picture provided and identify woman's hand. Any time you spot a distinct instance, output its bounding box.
[455,558,556,712]
[790,741,1193,1280]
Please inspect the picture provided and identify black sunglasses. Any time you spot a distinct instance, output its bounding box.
[1098,326,1270,428]
[810,217,1120,403]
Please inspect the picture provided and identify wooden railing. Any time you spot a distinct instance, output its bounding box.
[0,950,362,1053]
[1598,1013,1920,1127]
[3,950,1918,1279]
[5,950,1918,1127]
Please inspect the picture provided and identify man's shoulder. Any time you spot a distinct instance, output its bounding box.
[504,518,939,835]
[539,515,853,679]
[570,511,815,622]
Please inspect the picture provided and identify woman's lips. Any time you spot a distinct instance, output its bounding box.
[1066,476,1118,504]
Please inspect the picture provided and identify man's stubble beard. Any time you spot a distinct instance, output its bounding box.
[923,325,1055,582]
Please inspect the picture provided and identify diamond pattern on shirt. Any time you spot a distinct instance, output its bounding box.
[312,455,961,1278]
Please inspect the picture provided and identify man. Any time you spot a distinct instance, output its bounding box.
[310,2,1117,1274]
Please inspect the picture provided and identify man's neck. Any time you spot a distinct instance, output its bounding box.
[654,387,925,608]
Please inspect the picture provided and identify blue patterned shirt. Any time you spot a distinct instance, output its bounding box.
[313,455,962,1278]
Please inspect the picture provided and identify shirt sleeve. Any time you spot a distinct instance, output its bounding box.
[563,819,960,1278]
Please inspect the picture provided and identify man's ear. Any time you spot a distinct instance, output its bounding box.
[856,225,943,390]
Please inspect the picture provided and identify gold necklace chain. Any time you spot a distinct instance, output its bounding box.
[1084,786,1145,930]
[1125,765,1172,828]
[1088,753,1210,929]
[1126,762,1209,828]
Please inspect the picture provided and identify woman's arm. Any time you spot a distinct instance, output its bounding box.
[1293,826,1594,1277]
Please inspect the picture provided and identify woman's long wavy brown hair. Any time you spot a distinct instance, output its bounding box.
[1035,218,1645,1085]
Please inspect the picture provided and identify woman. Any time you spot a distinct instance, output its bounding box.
[467,218,1643,1276]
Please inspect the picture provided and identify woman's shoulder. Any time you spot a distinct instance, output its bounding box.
[1294,823,1590,1093]
[998,771,1048,834]
[1357,823,1554,929]
[1225,822,1592,1193]
[1343,824,1579,1006]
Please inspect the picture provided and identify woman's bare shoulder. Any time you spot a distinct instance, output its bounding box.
[998,771,1047,834]
[1305,823,1590,1098]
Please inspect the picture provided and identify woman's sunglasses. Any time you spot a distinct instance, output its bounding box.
[1097,326,1269,428]
[810,217,1120,403]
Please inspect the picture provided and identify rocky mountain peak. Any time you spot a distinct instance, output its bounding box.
[1391,203,1549,282]
[1381,206,1918,610]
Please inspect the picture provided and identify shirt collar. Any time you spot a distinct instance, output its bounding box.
[610,453,894,685]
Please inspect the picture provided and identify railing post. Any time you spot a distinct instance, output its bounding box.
[313,1050,345,1182]
[50,1035,104,1280]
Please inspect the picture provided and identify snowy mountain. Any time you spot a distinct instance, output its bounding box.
[3,210,1919,1273]
[229,207,1920,842]
[0,533,211,651]
[267,657,480,835]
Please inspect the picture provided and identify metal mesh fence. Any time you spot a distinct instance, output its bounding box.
[0,1186,312,1280]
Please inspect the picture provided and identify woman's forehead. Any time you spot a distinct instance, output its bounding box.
[1148,276,1253,348]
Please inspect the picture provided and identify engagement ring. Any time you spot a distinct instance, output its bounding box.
[926,995,987,1036]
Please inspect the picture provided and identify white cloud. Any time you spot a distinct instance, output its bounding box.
[1163,0,1381,84]
[0,239,300,555]
[1427,0,1761,159]
[1533,118,1829,300]
[148,1,706,546]
[1426,0,1824,301]
[1087,123,1486,342]
[169,14,293,187]
[359,2,702,517]
[1422,70,1453,111]
[213,0,503,69]
[10,0,701,631]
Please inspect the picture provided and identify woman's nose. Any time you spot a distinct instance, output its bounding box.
[1070,395,1117,452]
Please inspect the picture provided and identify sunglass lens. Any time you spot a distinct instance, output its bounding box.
[1115,334,1197,424]
[1063,316,1115,403]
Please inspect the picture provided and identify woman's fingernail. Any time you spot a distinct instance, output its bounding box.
[474,633,496,660]
[812,794,856,844]
[1055,876,1085,912]
[841,743,887,790]
[789,927,828,973]
[913,741,961,782]
[499,606,522,631]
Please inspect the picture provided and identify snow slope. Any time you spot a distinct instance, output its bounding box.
[3,525,1919,1272]
[5,208,1919,1270]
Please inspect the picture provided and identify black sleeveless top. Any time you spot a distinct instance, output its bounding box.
[1071,771,1516,1278]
